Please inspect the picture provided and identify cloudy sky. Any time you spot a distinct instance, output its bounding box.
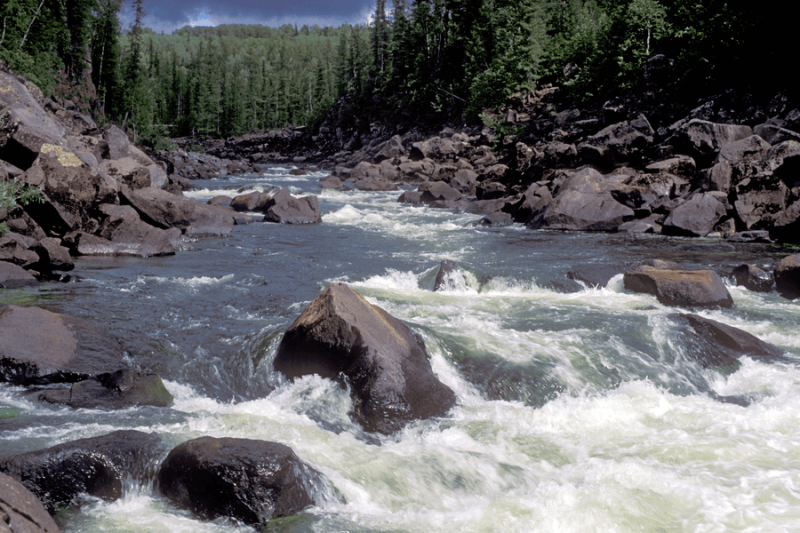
[120,0,380,34]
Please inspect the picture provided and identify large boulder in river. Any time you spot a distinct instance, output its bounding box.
[95,204,176,257]
[122,187,234,236]
[0,472,60,532]
[263,189,322,224]
[273,283,456,434]
[528,190,634,232]
[775,254,800,299]
[157,437,336,525]
[672,313,785,368]
[0,430,163,514]
[623,269,733,308]
[731,264,774,293]
[0,305,126,384]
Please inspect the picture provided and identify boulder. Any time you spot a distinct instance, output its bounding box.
[476,181,507,200]
[0,261,38,288]
[0,431,162,514]
[288,168,306,176]
[731,264,774,293]
[528,190,634,232]
[508,183,552,222]
[662,192,728,237]
[675,119,753,165]
[775,254,800,299]
[0,305,126,384]
[450,169,478,193]
[645,155,696,176]
[263,189,322,224]
[373,135,406,163]
[397,191,425,204]
[0,233,39,268]
[99,157,152,189]
[672,313,784,368]
[230,191,264,212]
[103,125,130,160]
[771,200,800,243]
[733,174,788,230]
[418,181,463,203]
[273,283,456,434]
[319,176,345,190]
[567,264,625,288]
[476,211,514,227]
[352,179,398,191]
[96,204,176,257]
[39,368,173,409]
[157,437,337,525]
[31,237,73,272]
[623,269,734,308]
[122,187,234,237]
[0,102,66,170]
[0,472,60,533]
[716,135,771,164]
[704,161,733,192]
[207,195,232,207]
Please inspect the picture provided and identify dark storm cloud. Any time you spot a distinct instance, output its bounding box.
[121,0,378,33]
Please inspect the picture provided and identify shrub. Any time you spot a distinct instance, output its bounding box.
[0,178,44,235]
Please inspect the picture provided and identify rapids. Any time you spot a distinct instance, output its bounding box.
[2,166,799,532]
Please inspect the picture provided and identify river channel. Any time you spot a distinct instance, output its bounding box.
[2,166,800,532]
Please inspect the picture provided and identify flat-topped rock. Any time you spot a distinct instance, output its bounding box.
[623,269,733,308]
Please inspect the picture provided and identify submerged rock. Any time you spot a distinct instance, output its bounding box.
[0,430,163,514]
[0,472,60,532]
[623,269,733,308]
[157,437,337,525]
[38,368,173,409]
[273,283,456,434]
[672,313,785,368]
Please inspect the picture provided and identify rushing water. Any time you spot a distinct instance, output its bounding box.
[2,166,800,532]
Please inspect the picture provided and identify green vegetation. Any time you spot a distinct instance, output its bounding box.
[0,177,44,234]
[0,1,793,140]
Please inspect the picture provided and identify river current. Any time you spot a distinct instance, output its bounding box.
[2,166,800,532]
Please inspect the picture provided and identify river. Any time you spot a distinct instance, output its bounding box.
[2,166,800,532]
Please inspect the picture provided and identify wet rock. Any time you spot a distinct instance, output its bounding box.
[122,187,234,236]
[157,437,336,525]
[418,181,463,203]
[263,189,322,224]
[617,218,660,234]
[731,264,774,292]
[528,190,634,232]
[432,260,464,291]
[397,191,424,204]
[0,305,126,384]
[476,211,514,227]
[672,242,735,253]
[662,192,728,237]
[230,191,265,212]
[0,261,38,288]
[725,230,772,243]
[0,430,162,514]
[0,472,60,532]
[352,179,398,191]
[39,368,172,409]
[623,269,733,308]
[672,313,785,368]
[566,264,624,288]
[207,195,232,207]
[95,204,176,257]
[289,168,307,176]
[274,283,456,434]
[775,254,800,299]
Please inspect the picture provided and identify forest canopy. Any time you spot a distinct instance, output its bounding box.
[0,0,792,143]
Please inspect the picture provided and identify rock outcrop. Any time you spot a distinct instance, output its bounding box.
[273,283,456,434]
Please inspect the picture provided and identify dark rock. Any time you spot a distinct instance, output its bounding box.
[450,169,478,193]
[476,182,507,201]
[157,436,337,525]
[432,260,465,291]
[623,269,734,308]
[672,313,785,368]
[672,242,736,253]
[418,181,463,203]
[674,119,753,166]
[39,368,172,409]
[617,219,660,234]
[771,200,800,243]
[289,168,307,176]
[99,157,151,189]
[273,283,456,434]
[397,191,424,204]
[716,135,771,164]
[725,230,772,243]
[353,180,398,191]
[0,305,126,385]
[0,233,39,268]
[476,211,514,227]
[230,191,264,212]
[704,161,733,192]
[0,261,38,288]
[122,187,234,237]
[32,238,74,271]
[775,254,800,299]
[733,173,788,230]
[0,102,67,170]
[508,183,552,222]
[0,430,162,514]
[263,189,322,224]
[662,192,728,237]
[731,264,774,292]
[0,471,60,532]
[567,264,624,288]
[528,190,634,232]
[645,155,696,177]
[374,135,406,163]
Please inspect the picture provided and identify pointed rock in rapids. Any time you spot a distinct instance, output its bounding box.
[0,472,61,532]
[623,269,734,308]
[672,313,785,368]
[273,283,456,434]
[157,436,339,526]
[0,431,163,514]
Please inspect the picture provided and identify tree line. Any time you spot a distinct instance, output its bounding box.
[0,0,793,145]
